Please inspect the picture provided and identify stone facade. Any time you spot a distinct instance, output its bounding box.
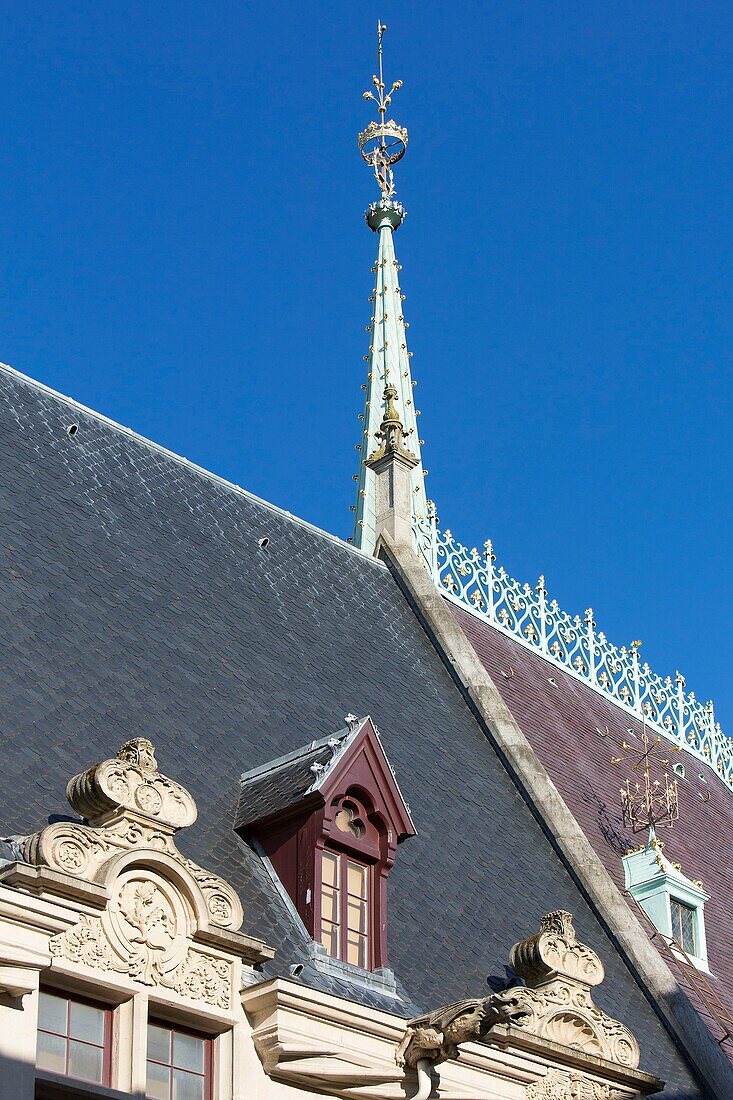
[0,739,662,1100]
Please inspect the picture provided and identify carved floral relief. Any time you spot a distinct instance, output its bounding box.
[397,910,641,1073]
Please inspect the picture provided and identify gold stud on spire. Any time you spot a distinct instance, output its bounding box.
[358,22,408,198]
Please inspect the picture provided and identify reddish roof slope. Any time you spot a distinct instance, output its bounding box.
[452,601,733,1058]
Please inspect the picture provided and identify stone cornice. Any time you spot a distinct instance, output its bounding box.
[243,977,657,1100]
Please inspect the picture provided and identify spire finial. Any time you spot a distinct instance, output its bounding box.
[358,22,408,198]
[366,383,417,468]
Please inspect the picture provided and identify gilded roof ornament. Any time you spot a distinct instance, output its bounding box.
[366,383,418,467]
[358,22,408,198]
[611,720,680,833]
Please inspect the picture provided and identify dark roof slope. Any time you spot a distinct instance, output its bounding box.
[236,729,349,829]
[0,365,701,1096]
[453,601,733,1064]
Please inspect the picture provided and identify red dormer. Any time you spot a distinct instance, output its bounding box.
[235,716,416,972]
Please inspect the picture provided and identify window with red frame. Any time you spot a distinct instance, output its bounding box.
[318,796,377,969]
[320,848,371,968]
[36,989,111,1086]
[146,1020,212,1100]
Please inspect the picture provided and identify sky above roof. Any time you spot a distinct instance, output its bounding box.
[1,1,731,729]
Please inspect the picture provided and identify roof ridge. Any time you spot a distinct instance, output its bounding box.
[240,728,351,784]
[429,521,732,790]
[0,360,386,570]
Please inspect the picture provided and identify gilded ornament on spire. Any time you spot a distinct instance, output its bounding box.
[358,22,408,198]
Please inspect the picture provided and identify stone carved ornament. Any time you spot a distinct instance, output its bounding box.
[527,1069,612,1100]
[8,738,255,1010]
[396,911,640,1073]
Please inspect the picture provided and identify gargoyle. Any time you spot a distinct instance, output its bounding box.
[396,994,530,1069]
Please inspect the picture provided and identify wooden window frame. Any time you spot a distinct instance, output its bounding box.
[319,846,373,969]
[36,988,113,1088]
[146,1017,214,1100]
[316,792,387,971]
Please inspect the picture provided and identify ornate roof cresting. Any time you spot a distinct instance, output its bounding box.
[418,520,733,790]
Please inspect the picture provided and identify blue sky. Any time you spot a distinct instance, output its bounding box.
[2,2,731,731]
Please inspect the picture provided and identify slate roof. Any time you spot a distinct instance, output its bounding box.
[236,727,353,829]
[452,601,733,1066]
[0,363,705,1097]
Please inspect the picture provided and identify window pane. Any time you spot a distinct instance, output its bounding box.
[173,1031,205,1074]
[37,1030,66,1074]
[147,1058,170,1100]
[347,933,368,969]
[347,861,367,899]
[672,899,696,953]
[68,1039,104,1083]
[69,1000,105,1046]
[322,851,339,886]
[321,922,339,958]
[321,884,339,923]
[347,898,367,933]
[38,991,68,1036]
[172,1068,204,1100]
[148,1023,172,1064]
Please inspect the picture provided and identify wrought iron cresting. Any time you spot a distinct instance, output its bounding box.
[412,507,733,791]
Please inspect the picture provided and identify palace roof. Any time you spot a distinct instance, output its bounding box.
[0,363,703,1096]
[452,600,733,1063]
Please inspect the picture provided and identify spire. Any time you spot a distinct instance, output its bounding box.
[352,23,429,555]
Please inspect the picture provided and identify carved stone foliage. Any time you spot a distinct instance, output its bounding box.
[7,738,268,1009]
[396,911,640,1073]
[13,738,243,933]
[511,911,604,987]
[527,1069,612,1100]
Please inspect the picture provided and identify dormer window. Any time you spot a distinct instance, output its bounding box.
[236,716,416,974]
[623,835,710,970]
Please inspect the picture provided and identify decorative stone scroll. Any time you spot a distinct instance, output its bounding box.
[396,911,641,1077]
[5,738,272,1010]
[491,911,640,1069]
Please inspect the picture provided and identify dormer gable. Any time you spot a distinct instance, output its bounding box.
[236,716,416,972]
